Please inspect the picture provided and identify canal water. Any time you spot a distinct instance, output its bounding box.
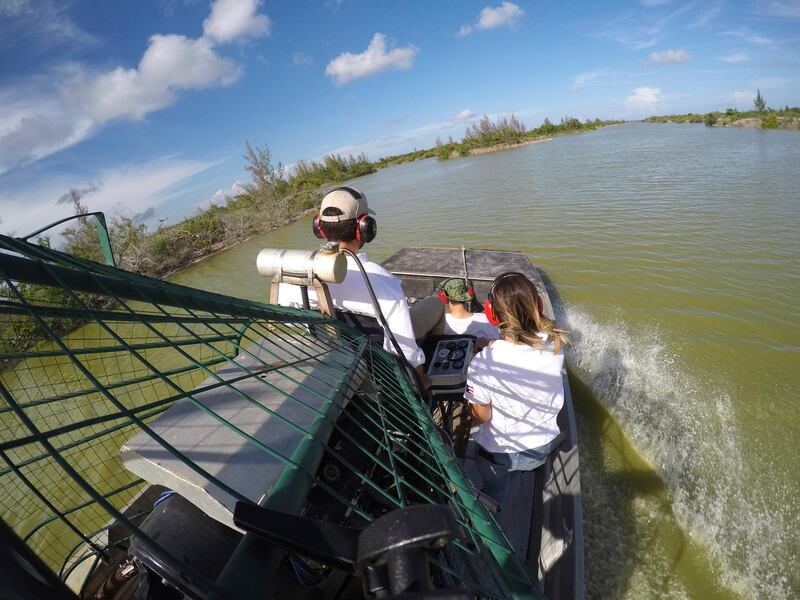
[172,123,800,599]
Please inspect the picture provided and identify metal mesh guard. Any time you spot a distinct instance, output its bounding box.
[0,234,538,599]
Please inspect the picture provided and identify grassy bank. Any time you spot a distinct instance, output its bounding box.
[644,106,800,130]
[59,146,375,279]
[377,115,624,165]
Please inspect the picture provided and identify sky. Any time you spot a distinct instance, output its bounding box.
[1,0,798,237]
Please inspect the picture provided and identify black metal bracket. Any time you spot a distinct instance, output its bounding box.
[232,503,470,599]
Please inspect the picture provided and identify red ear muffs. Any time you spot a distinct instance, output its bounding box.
[484,297,500,326]
[467,287,474,298]
[312,215,326,239]
[439,290,448,305]
[355,214,377,243]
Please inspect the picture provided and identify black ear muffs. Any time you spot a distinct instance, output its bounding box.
[312,214,326,239]
[355,214,377,244]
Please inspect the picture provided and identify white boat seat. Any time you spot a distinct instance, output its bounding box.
[120,334,366,531]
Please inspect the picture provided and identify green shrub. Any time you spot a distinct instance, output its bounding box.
[704,113,718,127]
[761,114,779,129]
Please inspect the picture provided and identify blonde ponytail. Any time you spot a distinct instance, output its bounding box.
[492,274,568,353]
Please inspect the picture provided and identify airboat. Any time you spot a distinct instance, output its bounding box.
[0,221,583,599]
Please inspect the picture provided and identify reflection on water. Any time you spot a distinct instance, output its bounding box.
[173,124,799,599]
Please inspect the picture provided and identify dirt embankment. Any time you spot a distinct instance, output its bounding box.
[719,117,800,130]
[465,137,553,156]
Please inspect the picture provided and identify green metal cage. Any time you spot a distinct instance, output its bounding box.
[0,233,541,599]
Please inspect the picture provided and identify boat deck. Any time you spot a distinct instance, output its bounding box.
[382,247,554,316]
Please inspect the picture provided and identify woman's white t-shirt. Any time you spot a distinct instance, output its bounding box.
[465,336,564,453]
[444,312,501,340]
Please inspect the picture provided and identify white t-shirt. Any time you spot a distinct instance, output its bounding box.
[444,312,501,340]
[277,253,425,367]
[465,335,564,453]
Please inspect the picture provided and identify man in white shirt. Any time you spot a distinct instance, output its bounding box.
[277,187,444,385]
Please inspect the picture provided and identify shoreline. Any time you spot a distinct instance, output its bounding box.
[461,123,623,157]
[644,109,800,131]
[168,125,622,278]
[466,136,552,156]
[163,207,315,281]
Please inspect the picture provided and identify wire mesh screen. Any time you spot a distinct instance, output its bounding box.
[0,234,538,599]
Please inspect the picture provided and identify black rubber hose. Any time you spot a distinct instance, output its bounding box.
[339,248,435,408]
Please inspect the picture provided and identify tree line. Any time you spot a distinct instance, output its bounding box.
[644,90,799,129]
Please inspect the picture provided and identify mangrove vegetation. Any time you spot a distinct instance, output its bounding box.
[645,91,800,130]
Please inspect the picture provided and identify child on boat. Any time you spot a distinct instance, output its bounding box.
[438,277,501,342]
[465,272,568,506]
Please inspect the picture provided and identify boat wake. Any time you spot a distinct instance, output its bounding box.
[562,307,794,600]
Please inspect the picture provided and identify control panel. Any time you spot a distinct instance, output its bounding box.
[426,338,473,388]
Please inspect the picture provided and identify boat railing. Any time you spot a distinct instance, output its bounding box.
[0,233,544,599]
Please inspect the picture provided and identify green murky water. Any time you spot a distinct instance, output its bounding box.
[171,123,800,599]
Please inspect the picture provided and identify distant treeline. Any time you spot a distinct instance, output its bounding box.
[644,106,800,129]
[376,114,623,165]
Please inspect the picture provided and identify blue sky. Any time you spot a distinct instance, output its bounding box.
[1,0,798,237]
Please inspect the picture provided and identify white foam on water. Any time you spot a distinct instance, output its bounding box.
[563,306,795,600]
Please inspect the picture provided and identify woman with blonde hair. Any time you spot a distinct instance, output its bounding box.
[465,272,568,505]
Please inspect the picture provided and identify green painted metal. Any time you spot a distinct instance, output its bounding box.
[0,232,543,599]
[22,212,117,267]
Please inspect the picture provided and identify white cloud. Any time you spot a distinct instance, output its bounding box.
[570,71,603,91]
[477,1,524,29]
[0,0,268,173]
[721,52,749,62]
[291,51,313,67]
[688,3,723,28]
[0,0,98,51]
[727,90,756,104]
[454,108,475,121]
[71,35,240,123]
[626,86,661,107]
[203,0,271,44]
[0,157,215,236]
[209,180,245,205]
[649,48,692,64]
[0,0,30,16]
[599,2,696,50]
[752,76,791,88]
[325,33,418,86]
[457,1,524,36]
[755,1,800,18]
[722,28,774,45]
[0,83,95,174]
[456,25,473,37]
